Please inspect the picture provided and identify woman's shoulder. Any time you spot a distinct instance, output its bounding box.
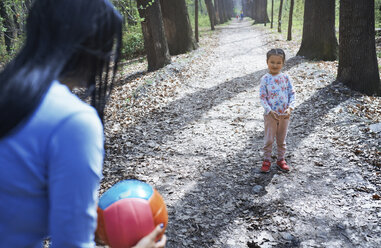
[45,81,97,117]
[31,81,101,132]
[0,81,102,154]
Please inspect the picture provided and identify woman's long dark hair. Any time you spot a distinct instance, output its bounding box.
[0,0,122,139]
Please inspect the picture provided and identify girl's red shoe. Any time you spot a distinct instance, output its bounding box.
[276,159,290,172]
[261,160,271,173]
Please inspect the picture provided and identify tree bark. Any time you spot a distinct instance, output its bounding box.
[242,0,252,19]
[205,0,215,30]
[160,0,197,55]
[337,0,380,96]
[214,0,220,23]
[296,0,338,61]
[217,0,226,23]
[277,0,283,32]
[271,0,274,28]
[252,0,258,21]
[195,0,199,42]
[223,0,232,20]
[253,0,269,24]
[287,0,294,40]
[137,0,171,71]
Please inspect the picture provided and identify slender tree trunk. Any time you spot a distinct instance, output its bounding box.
[195,0,199,42]
[160,0,198,55]
[287,0,294,40]
[337,0,380,95]
[199,0,203,14]
[271,0,274,28]
[137,0,171,71]
[297,0,338,61]
[278,0,283,32]
[205,0,215,30]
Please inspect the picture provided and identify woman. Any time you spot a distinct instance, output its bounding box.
[0,0,166,247]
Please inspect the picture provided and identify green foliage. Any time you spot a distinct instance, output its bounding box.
[376,0,381,29]
[267,0,381,40]
[0,0,29,62]
[187,1,212,30]
[267,0,305,39]
[121,25,145,60]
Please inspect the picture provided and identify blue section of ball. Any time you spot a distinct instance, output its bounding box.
[99,180,154,210]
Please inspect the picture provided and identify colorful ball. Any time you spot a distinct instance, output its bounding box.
[96,179,168,248]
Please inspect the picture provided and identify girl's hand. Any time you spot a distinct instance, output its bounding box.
[269,111,279,121]
[285,108,292,116]
[133,224,167,248]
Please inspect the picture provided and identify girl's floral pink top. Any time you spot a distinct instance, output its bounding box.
[259,73,296,115]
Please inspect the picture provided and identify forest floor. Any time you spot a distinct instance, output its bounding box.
[98,18,381,248]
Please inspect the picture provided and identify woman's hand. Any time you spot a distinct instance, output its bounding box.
[269,110,279,121]
[133,224,167,248]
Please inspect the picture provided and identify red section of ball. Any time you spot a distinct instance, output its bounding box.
[103,198,155,248]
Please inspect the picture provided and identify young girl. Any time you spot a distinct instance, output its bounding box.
[259,49,296,173]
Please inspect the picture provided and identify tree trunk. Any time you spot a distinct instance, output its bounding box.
[253,0,269,24]
[337,0,380,96]
[241,0,248,18]
[252,0,256,19]
[0,1,14,54]
[137,0,171,71]
[205,0,215,30]
[271,0,274,28]
[277,0,283,32]
[243,0,251,19]
[160,0,197,55]
[223,0,231,20]
[195,0,199,42]
[296,0,337,61]
[217,0,226,23]
[287,0,294,40]
[214,0,220,24]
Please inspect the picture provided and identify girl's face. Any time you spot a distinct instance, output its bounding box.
[267,55,284,75]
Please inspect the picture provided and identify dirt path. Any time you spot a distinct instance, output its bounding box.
[100,19,381,248]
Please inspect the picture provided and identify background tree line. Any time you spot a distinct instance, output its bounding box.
[243,0,381,96]
[0,0,234,65]
[1,0,381,95]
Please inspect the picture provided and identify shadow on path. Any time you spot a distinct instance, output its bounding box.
[162,69,351,247]
[107,57,303,156]
[102,55,353,246]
